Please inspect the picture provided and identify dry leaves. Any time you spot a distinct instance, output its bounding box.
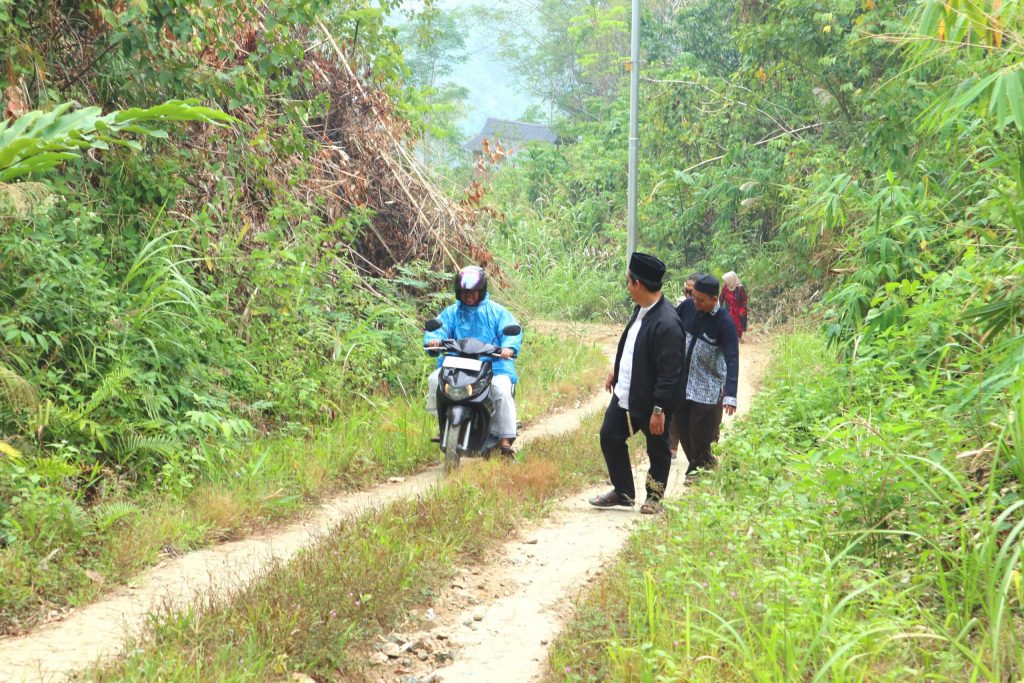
[3,84,28,121]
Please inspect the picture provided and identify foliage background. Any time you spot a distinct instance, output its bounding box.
[0,0,1022,672]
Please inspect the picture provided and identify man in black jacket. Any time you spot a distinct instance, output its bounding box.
[672,273,739,476]
[589,252,684,515]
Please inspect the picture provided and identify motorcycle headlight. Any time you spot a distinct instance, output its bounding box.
[444,383,471,400]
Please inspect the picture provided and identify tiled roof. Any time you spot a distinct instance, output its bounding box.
[464,118,558,152]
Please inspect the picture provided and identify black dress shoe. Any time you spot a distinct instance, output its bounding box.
[588,489,634,508]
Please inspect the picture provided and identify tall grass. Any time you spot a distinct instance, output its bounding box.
[550,333,1024,682]
[498,227,625,322]
[516,325,608,422]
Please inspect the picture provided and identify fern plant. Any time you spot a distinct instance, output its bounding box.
[90,501,139,533]
[109,431,181,470]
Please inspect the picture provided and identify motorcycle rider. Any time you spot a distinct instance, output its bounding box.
[425,266,523,454]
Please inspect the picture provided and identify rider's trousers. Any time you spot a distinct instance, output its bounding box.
[426,369,517,439]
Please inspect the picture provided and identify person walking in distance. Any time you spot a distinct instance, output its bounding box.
[670,273,701,464]
[668,271,703,456]
[589,253,684,515]
[673,274,739,477]
[675,272,699,306]
[721,271,748,343]
[669,271,701,460]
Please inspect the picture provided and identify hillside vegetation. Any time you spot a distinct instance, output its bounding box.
[0,0,518,631]
[0,0,1022,677]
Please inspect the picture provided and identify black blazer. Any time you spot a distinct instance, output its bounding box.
[611,295,685,418]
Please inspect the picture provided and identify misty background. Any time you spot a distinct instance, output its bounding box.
[397,0,544,137]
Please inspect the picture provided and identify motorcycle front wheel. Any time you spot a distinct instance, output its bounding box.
[443,420,461,474]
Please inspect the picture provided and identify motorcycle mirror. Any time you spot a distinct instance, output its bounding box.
[502,324,522,336]
[424,318,442,332]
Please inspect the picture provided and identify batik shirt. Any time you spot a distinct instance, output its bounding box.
[675,299,740,407]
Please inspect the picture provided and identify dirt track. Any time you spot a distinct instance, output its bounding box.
[367,327,772,683]
[0,322,771,683]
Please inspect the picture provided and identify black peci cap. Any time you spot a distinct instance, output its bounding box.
[694,274,720,297]
[629,252,666,285]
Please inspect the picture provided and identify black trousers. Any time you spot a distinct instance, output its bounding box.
[670,399,723,473]
[599,397,673,502]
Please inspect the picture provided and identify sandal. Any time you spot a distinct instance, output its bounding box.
[640,500,664,515]
[588,489,634,508]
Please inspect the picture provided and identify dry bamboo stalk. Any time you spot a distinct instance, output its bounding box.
[315,18,470,264]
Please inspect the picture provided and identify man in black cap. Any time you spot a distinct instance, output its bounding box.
[672,273,739,477]
[589,252,684,514]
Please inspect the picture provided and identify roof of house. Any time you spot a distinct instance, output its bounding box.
[464,118,558,152]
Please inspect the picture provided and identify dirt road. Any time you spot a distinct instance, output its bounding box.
[366,329,772,683]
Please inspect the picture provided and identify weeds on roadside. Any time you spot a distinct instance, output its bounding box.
[550,333,1023,682]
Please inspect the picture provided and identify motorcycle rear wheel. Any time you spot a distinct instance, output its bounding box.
[443,421,461,474]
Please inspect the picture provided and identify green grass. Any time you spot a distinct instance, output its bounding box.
[488,205,628,323]
[0,330,606,634]
[517,322,609,423]
[549,332,1024,682]
[88,413,610,681]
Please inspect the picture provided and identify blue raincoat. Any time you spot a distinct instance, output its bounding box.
[424,294,523,382]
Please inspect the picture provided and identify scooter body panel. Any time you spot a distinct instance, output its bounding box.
[433,340,502,458]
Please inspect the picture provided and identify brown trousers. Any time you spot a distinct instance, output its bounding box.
[669,399,723,473]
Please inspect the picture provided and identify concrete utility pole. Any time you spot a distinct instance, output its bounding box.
[626,0,640,259]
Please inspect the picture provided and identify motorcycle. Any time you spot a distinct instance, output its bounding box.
[424,319,522,473]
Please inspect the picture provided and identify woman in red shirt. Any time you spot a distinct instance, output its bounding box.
[721,271,748,341]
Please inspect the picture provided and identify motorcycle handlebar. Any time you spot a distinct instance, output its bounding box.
[422,345,514,359]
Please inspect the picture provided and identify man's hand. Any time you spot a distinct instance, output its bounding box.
[499,347,515,359]
[604,372,615,393]
[723,404,736,416]
[426,340,441,349]
[649,412,666,435]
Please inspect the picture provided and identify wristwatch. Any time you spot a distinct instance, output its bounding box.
[652,406,663,415]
